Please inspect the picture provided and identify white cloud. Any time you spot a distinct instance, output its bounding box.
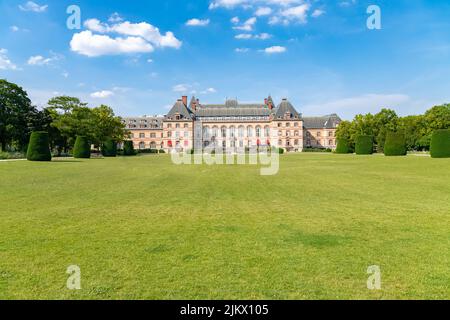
[255,7,272,16]
[10,26,20,32]
[280,4,310,24]
[147,58,153,63]
[235,48,250,53]
[172,84,190,93]
[201,88,217,94]
[235,33,272,40]
[312,9,325,18]
[209,0,247,9]
[233,17,257,31]
[186,18,210,26]
[70,31,154,57]
[231,16,240,24]
[27,55,52,66]
[108,12,123,23]
[263,46,286,54]
[91,90,114,98]
[19,1,48,13]
[74,18,182,57]
[0,49,18,70]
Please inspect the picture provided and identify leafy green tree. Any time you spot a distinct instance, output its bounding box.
[91,105,128,147]
[47,96,94,146]
[374,109,398,151]
[0,79,37,151]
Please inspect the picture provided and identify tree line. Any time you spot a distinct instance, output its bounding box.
[336,106,450,152]
[0,79,128,155]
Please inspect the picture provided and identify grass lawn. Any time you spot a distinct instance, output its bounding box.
[0,153,449,300]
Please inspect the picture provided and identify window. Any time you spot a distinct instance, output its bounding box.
[294,139,299,145]
[329,140,334,145]
[265,126,270,138]
[329,131,333,137]
[184,140,189,147]
[176,124,180,129]
[247,126,253,137]
[150,141,156,149]
[168,124,172,128]
[184,131,189,138]
[278,123,282,128]
[294,122,299,127]
[239,141,244,148]
[317,132,321,137]
[139,133,145,138]
[139,142,145,149]
[184,123,189,128]
[286,123,290,127]
[294,131,299,137]
[230,126,236,138]
[168,131,172,138]
[238,126,245,138]
[256,126,261,138]
[278,131,282,136]
[286,131,290,137]
[221,127,227,138]
[150,133,156,138]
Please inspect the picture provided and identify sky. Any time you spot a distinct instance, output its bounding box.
[1,0,450,119]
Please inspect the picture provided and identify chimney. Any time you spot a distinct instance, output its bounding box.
[182,96,187,106]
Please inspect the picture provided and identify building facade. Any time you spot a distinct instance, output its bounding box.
[122,96,342,152]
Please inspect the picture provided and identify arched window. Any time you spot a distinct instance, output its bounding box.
[230,126,236,138]
[256,126,261,138]
[264,126,270,137]
[150,141,156,149]
[212,126,219,138]
[238,126,245,138]
[247,126,253,137]
[139,142,145,149]
[221,126,227,138]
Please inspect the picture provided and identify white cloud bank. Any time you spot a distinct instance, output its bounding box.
[90,90,114,98]
[70,18,182,57]
[263,46,286,54]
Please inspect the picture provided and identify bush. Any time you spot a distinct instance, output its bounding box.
[102,139,117,157]
[0,152,25,160]
[138,149,159,154]
[304,147,332,153]
[335,138,350,154]
[278,148,285,154]
[430,129,450,158]
[123,141,136,156]
[384,132,407,156]
[159,149,166,154]
[355,135,374,155]
[26,132,52,161]
[73,136,91,159]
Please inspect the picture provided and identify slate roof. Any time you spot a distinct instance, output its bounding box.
[194,99,271,117]
[303,114,342,129]
[166,99,194,120]
[273,99,301,119]
[122,116,164,129]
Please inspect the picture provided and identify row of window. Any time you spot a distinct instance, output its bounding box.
[306,140,336,146]
[167,123,190,129]
[306,131,336,137]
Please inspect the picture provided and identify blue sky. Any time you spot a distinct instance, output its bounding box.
[1,0,450,119]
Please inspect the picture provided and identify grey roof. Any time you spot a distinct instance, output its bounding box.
[273,99,301,119]
[195,98,271,117]
[122,116,164,129]
[166,100,194,120]
[303,114,342,129]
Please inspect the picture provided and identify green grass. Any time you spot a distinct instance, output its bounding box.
[0,153,449,300]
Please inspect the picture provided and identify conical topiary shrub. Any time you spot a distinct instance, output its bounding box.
[430,129,450,158]
[335,138,350,154]
[355,135,374,155]
[123,141,136,156]
[102,139,117,157]
[384,132,407,156]
[73,136,91,159]
[26,131,52,161]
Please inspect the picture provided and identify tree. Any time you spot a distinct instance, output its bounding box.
[47,96,94,146]
[91,105,128,147]
[26,131,52,161]
[374,109,398,151]
[336,120,354,151]
[0,79,37,151]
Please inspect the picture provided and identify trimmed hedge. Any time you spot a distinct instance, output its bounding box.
[355,135,374,155]
[430,129,450,158]
[102,139,117,157]
[335,138,350,154]
[73,136,91,159]
[123,141,136,156]
[26,132,52,161]
[384,132,407,156]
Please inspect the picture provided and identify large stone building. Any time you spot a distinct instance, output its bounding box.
[122,96,342,152]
